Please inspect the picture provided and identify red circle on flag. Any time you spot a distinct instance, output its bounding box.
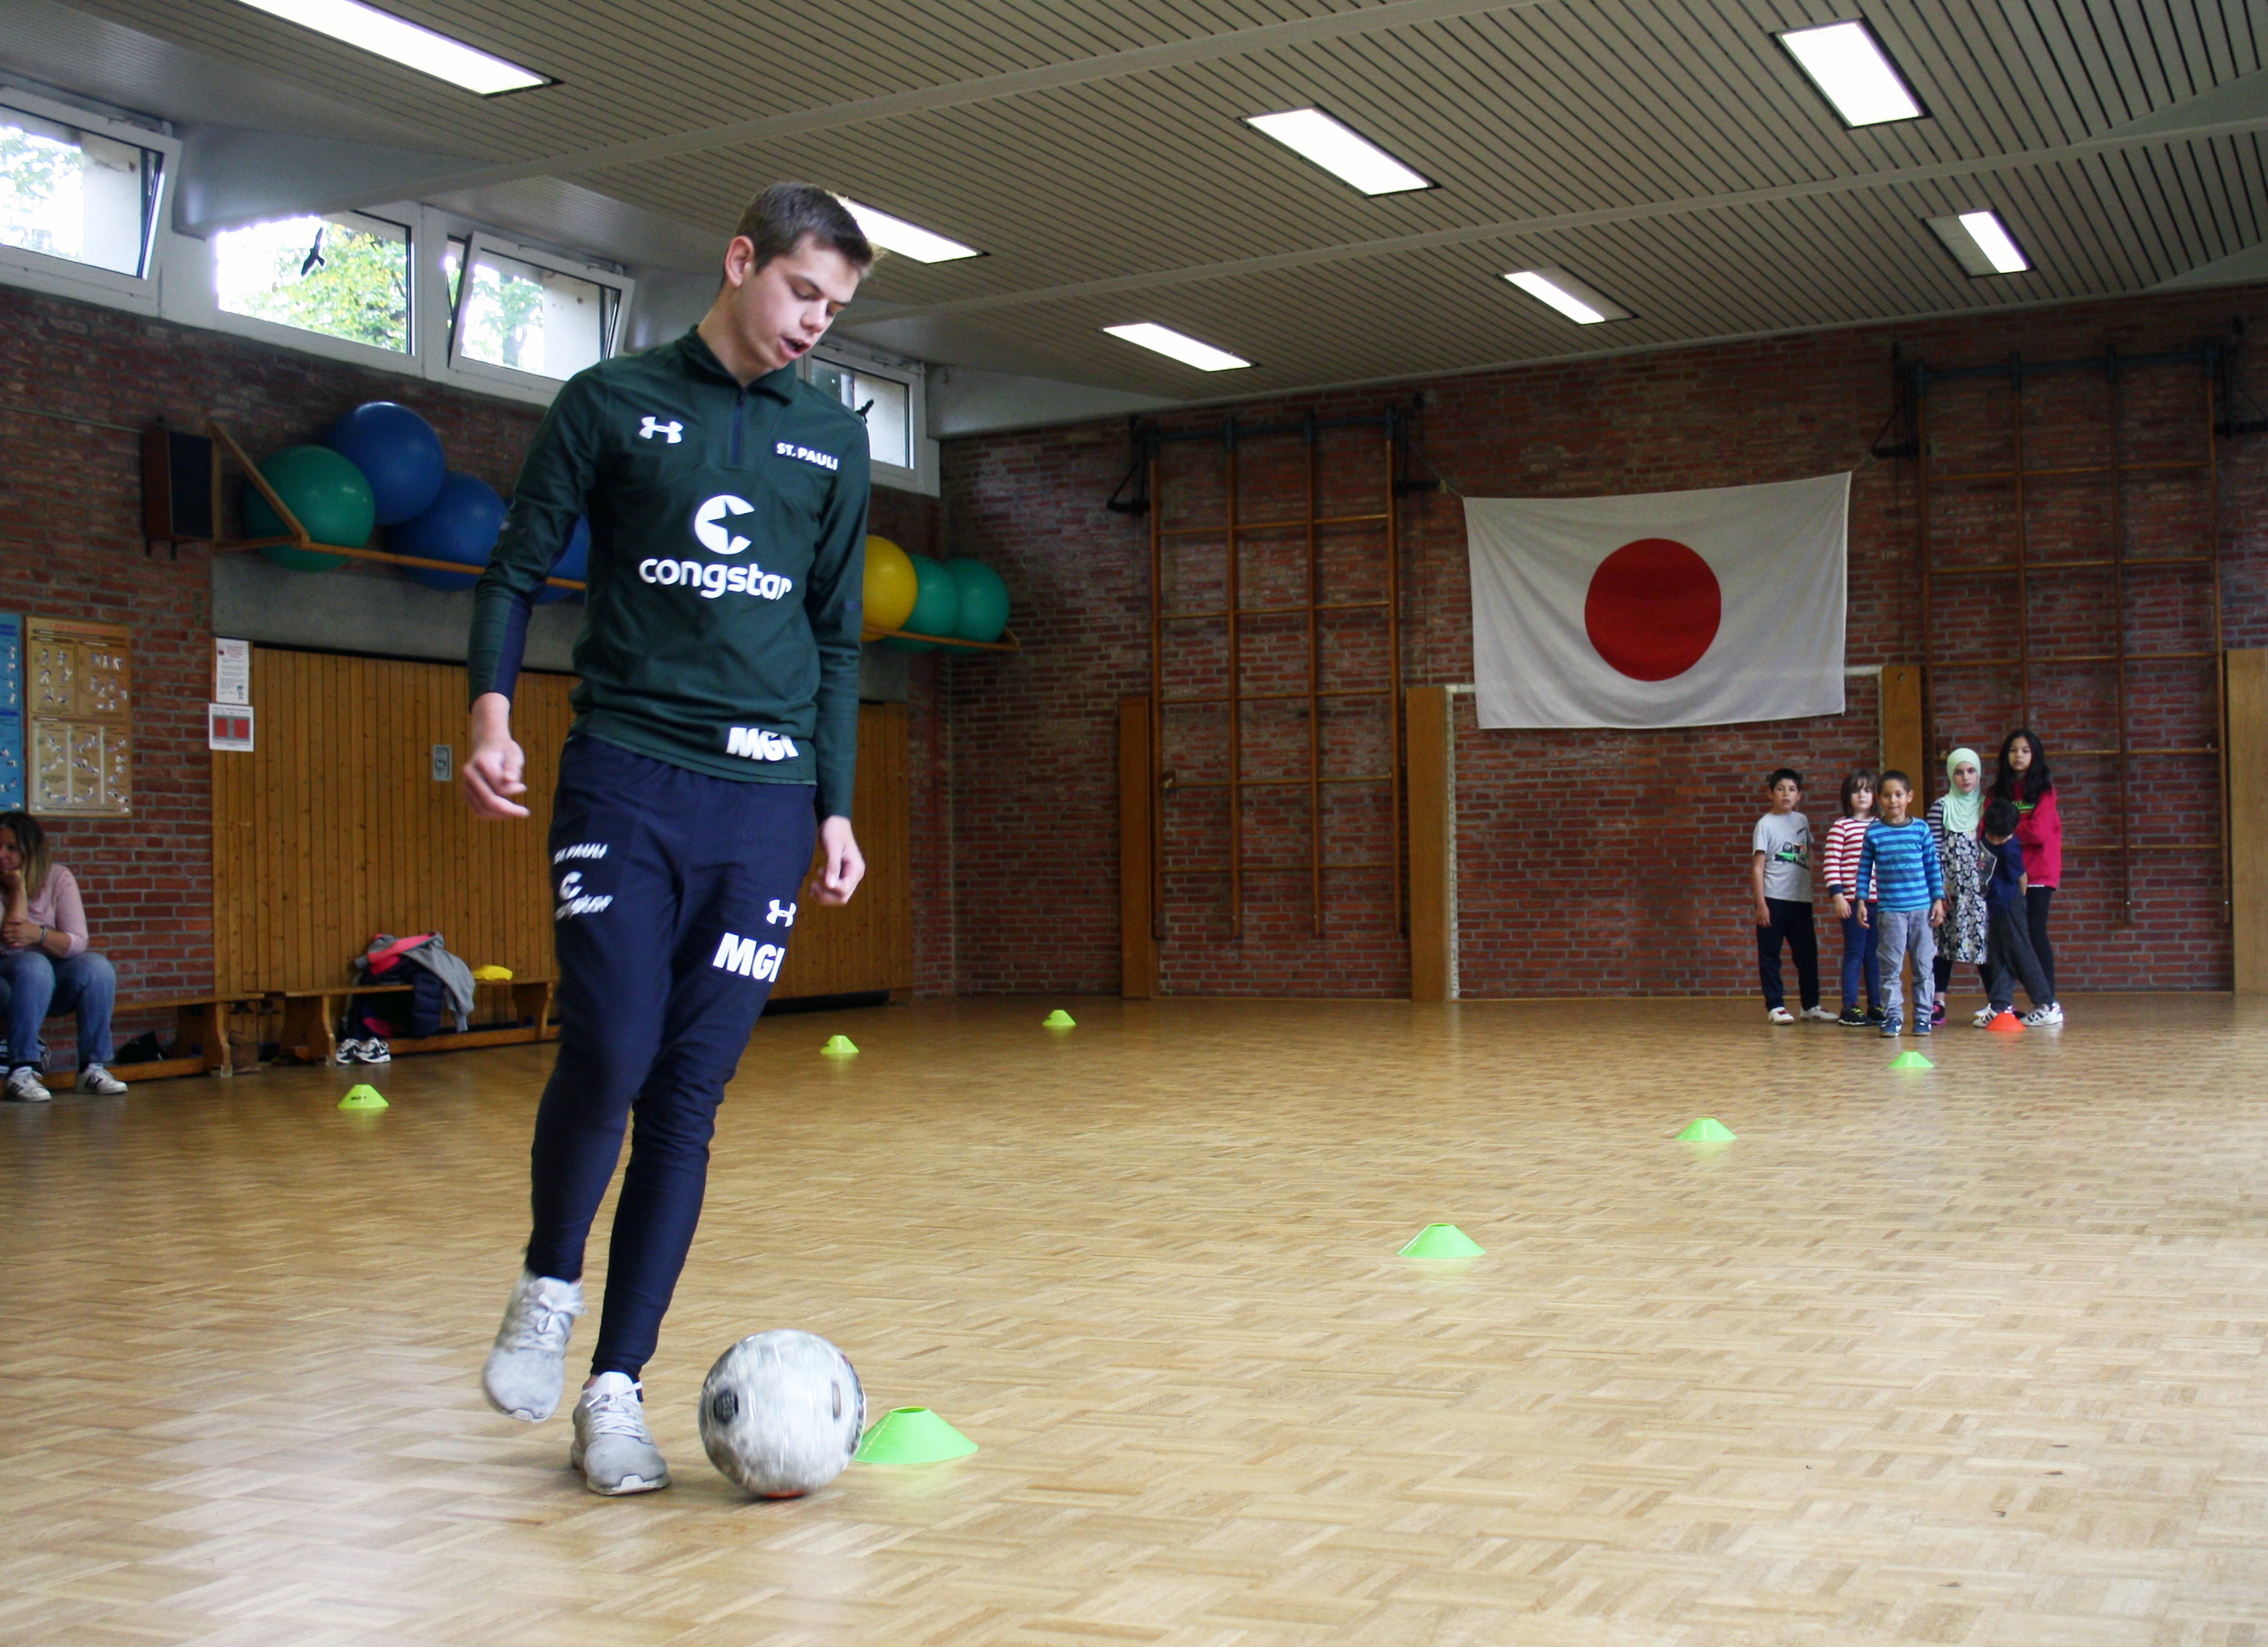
[1583,537,1722,682]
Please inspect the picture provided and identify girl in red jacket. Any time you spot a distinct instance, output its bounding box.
[1991,728,2062,1018]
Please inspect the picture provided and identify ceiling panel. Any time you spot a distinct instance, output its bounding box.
[15,0,2267,398]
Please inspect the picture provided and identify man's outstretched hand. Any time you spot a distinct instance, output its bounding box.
[813,815,864,906]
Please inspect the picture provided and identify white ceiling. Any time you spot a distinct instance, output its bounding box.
[9,0,2268,398]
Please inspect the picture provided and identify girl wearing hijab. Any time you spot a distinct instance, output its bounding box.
[1926,748,1989,1025]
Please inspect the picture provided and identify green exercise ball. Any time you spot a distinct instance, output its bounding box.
[945,558,1009,643]
[245,445,374,572]
[886,553,962,653]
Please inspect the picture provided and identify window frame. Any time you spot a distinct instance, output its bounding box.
[441,230,634,397]
[201,204,420,363]
[0,85,177,313]
[803,338,936,497]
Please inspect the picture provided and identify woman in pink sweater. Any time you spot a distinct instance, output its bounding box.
[1990,730,2061,1003]
[1,811,125,1101]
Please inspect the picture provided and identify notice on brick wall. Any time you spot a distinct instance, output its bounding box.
[214,636,250,707]
[27,616,130,816]
[208,703,255,753]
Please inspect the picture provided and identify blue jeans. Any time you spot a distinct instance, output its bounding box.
[1839,902,1882,1013]
[0,947,117,1071]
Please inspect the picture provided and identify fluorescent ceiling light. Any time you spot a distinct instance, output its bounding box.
[1927,209,2031,275]
[1104,322,1251,371]
[1503,267,1631,324]
[232,0,548,95]
[1777,20,1924,126]
[1243,108,1431,195]
[837,198,981,264]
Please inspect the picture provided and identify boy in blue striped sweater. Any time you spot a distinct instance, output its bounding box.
[1855,770,1947,1036]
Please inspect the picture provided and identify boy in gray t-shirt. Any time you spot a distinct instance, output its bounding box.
[1751,768,1827,1023]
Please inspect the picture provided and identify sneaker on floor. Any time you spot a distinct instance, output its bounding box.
[1766,1006,1796,1025]
[76,1064,127,1096]
[572,1372,671,1496]
[2022,1003,2064,1027]
[1879,1015,1902,1038]
[1865,1007,1885,1025]
[331,1038,364,1066]
[354,1039,392,1064]
[483,1270,585,1422]
[1930,1000,1947,1025]
[1837,1005,1868,1027]
[1800,1005,1837,1022]
[1972,1006,1997,1028]
[1915,1020,1933,1036]
[5,1065,51,1103]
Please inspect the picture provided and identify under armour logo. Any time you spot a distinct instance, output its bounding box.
[640,416,683,443]
[767,899,797,928]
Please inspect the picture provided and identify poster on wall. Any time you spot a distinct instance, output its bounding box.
[1465,473,1848,729]
[208,703,255,753]
[214,636,250,707]
[27,616,132,816]
[0,612,21,810]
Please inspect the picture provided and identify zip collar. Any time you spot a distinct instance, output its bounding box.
[675,328,799,401]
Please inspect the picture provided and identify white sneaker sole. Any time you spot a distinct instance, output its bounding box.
[569,1445,670,1496]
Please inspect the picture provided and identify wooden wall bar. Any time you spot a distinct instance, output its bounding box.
[1405,685,1455,1003]
[2230,650,2267,994]
[214,647,911,1001]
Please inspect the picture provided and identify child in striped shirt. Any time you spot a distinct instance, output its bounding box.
[1822,770,1881,1028]
[1855,770,1947,1036]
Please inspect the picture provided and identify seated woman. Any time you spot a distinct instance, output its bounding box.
[1,811,126,1101]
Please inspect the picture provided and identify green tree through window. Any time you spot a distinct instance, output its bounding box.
[215,214,411,352]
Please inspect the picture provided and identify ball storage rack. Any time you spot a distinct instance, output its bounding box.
[207,411,1020,653]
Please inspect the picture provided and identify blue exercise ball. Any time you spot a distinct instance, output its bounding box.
[537,517,590,604]
[394,471,506,592]
[327,402,446,525]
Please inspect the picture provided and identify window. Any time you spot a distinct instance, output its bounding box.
[214,211,412,352]
[448,232,624,383]
[809,357,913,470]
[0,102,161,277]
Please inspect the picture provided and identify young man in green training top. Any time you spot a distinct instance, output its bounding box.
[459,183,874,1495]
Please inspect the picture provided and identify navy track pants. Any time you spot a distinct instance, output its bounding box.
[523,735,817,1379]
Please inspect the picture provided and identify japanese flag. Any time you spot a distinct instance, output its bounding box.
[1465,473,1848,728]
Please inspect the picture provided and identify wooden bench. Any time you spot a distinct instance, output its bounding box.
[62,992,274,1083]
[277,977,556,1065]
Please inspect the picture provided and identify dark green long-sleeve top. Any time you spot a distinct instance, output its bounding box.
[467,328,870,818]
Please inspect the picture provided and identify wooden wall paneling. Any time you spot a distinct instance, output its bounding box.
[213,648,573,999]
[1119,696,1155,1000]
[1406,685,1455,1003]
[772,702,913,1001]
[1880,664,1925,783]
[2230,650,2268,994]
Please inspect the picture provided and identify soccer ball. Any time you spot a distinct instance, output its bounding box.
[698,1330,865,1497]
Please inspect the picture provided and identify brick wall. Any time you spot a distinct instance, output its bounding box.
[0,285,544,1022]
[935,284,2268,997]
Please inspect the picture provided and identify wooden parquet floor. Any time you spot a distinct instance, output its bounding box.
[9,994,2268,1647]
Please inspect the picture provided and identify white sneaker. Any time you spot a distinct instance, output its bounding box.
[5,1065,51,1103]
[482,1270,585,1422]
[355,1039,392,1064]
[77,1064,127,1096]
[332,1038,365,1066]
[1766,1007,1796,1025]
[571,1372,671,1496]
[2022,1003,2064,1027]
[1800,1005,1837,1022]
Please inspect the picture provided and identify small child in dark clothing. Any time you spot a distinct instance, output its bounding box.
[1979,798,2061,1027]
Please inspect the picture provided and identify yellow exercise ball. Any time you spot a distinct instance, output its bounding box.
[863,534,919,633]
